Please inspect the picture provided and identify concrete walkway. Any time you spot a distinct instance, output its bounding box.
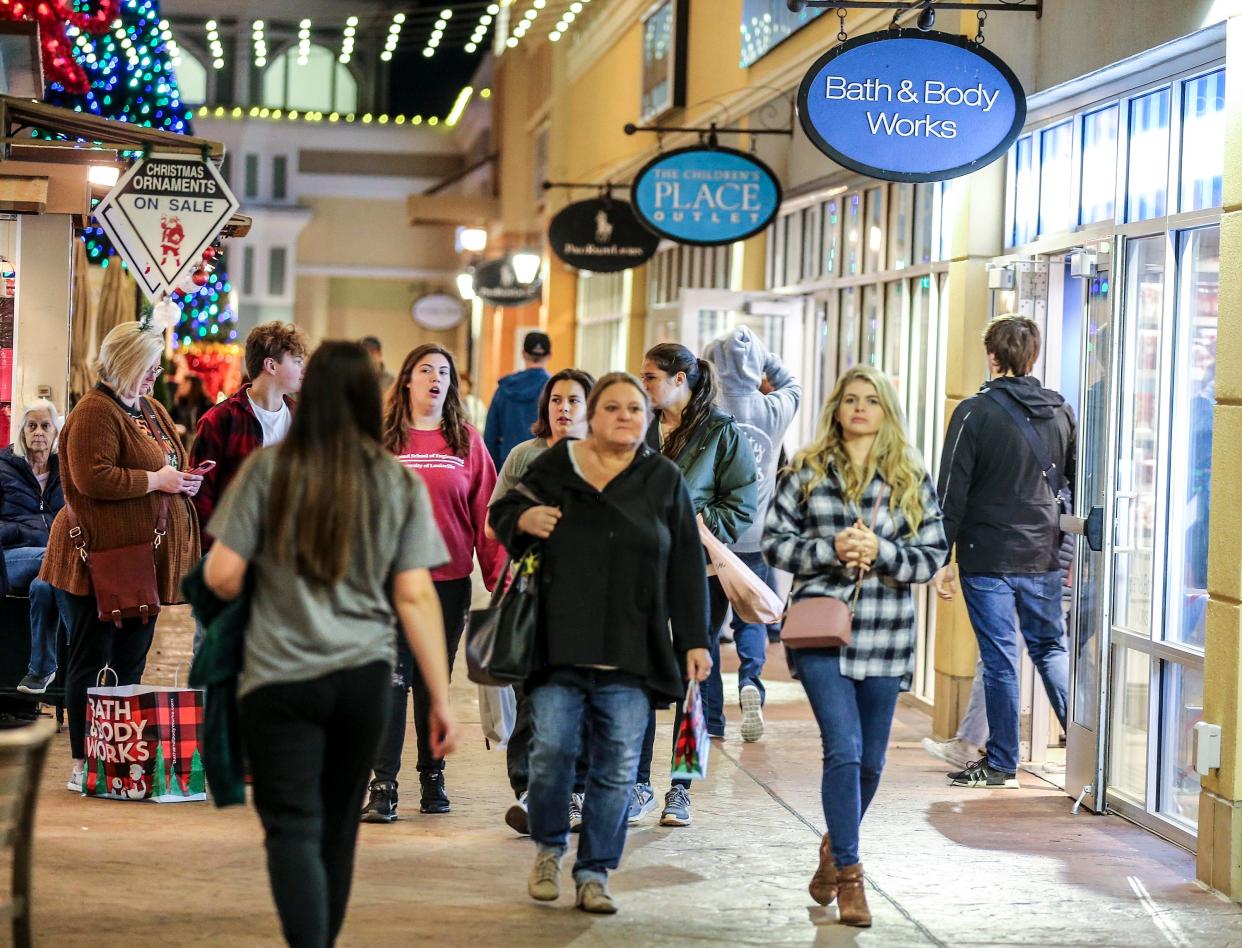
[26,606,1242,945]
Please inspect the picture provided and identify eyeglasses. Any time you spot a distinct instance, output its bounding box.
[144,365,164,380]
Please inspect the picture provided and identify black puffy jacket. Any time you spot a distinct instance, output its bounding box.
[0,446,64,550]
[936,376,1076,574]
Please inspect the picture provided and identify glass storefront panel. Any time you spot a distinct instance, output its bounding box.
[1159,661,1203,827]
[884,280,905,388]
[838,286,859,375]
[864,187,884,273]
[821,198,840,277]
[1039,121,1074,235]
[1126,88,1171,222]
[1181,70,1225,212]
[907,277,932,458]
[1110,648,1151,805]
[1080,106,1119,225]
[1113,236,1165,637]
[844,193,862,276]
[914,182,936,264]
[861,285,881,367]
[888,183,913,270]
[1165,226,1218,649]
[1013,136,1037,245]
[801,205,820,283]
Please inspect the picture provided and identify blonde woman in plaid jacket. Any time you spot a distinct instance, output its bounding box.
[763,365,947,928]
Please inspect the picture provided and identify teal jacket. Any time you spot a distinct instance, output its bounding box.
[646,407,758,544]
[183,558,249,808]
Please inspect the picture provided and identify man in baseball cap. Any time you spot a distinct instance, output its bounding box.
[484,330,552,467]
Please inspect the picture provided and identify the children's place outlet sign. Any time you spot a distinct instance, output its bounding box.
[797,30,1026,182]
[631,146,781,247]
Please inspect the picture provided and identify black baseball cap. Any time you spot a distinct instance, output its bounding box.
[523,331,551,358]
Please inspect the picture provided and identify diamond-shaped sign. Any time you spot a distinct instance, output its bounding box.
[93,153,240,304]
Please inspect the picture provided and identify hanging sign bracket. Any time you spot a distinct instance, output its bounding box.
[624,121,792,141]
[788,1,1041,16]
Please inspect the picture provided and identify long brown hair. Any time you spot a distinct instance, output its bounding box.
[790,365,929,536]
[644,342,719,460]
[531,368,596,438]
[267,341,386,585]
[382,343,471,457]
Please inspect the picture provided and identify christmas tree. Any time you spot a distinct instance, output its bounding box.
[188,748,205,797]
[47,0,238,346]
[152,741,166,798]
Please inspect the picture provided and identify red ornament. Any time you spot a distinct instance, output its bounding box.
[0,0,121,94]
[201,246,217,261]
[191,269,208,287]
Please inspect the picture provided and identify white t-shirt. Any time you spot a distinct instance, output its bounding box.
[35,471,49,492]
[248,393,292,446]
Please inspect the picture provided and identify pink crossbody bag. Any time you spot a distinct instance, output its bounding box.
[782,485,886,650]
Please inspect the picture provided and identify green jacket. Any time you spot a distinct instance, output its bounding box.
[183,558,249,808]
[646,407,758,544]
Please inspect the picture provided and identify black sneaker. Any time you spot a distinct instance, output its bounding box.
[947,759,1019,789]
[360,780,398,823]
[420,771,451,814]
[16,671,55,695]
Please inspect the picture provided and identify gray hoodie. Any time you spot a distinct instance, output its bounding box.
[703,326,801,553]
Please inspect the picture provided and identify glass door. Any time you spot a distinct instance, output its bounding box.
[1065,253,1116,812]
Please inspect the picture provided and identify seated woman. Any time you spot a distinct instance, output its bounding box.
[0,398,66,694]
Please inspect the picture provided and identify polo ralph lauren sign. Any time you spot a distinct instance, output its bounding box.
[631,146,782,247]
[797,30,1025,182]
[549,198,660,272]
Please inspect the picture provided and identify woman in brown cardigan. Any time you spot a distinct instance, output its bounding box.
[41,320,203,791]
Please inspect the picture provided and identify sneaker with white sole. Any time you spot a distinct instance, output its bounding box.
[505,790,530,835]
[528,849,562,902]
[627,782,656,823]
[739,684,764,743]
[17,671,54,695]
[659,786,692,826]
[921,737,980,770]
[569,792,584,833]
[67,766,84,793]
[947,759,1020,789]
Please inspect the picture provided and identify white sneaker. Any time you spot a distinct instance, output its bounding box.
[740,685,764,743]
[921,737,979,769]
[67,766,84,793]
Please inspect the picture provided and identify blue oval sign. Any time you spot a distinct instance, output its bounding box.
[631,146,782,247]
[797,30,1026,183]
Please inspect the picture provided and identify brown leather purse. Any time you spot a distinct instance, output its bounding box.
[65,398,174,627]
[782,486,886,651]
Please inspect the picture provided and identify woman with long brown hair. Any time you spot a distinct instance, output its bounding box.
[763,365,946,927]
[204,341,456,945]
[361,343,505,822]
[634,342,757,828]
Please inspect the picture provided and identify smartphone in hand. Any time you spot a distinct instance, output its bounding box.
[188,460,216,476]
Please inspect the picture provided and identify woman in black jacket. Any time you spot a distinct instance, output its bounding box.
[491,371,711,915]
[634,342,758,828]
[0,398,67,694]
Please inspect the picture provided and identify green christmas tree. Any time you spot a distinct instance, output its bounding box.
[152,743,167,798]
[188,748,205,797]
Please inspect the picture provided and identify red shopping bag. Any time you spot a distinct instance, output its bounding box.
[83,670,206,803]
[670,680,710,781]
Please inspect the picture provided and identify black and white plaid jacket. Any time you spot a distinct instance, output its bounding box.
[762,463,948,689]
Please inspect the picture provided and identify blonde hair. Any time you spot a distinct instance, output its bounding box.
[96,321,165,395]
[789,365,929,535]
[12,397,62,458]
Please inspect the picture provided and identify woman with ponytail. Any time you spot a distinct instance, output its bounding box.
[633,342,758,828]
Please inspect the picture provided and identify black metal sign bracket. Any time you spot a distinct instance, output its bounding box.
[623,121,793,149]
[788,1,1041,16]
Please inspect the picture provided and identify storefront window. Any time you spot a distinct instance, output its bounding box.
[1180,70,1225,212]
[888,184,913,270]
[1126,88,1171,222]
[914,182,936,264]
[1080,106,1119,225]
[884,280,905,388]
[1158,662,1203,827]
[861,285,881,367]
[1165,226,1218,649]
[838,286,859,374]
[1038,121,1074,235]
[784,212,802,287]
[864,187,884,273]
[1013,136,1037,245]
[844,193,862,276]
[938,179,960,261]
[801,206,819,283]
[821,198,840,277]
[1110,648,1150,805]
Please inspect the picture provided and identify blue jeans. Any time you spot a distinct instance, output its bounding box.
[728,550,774,702]
[528,667,649,885]
[960,571,1069,775]
[3,547,65,678]
[794,651,901,868]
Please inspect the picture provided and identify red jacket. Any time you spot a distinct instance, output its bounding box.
[189,384,296,548]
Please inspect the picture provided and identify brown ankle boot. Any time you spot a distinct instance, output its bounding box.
[808,833,837,905]
[836,863,871,927]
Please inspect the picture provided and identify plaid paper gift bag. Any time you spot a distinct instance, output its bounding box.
[670,680,710,781]
[83,682,207,803]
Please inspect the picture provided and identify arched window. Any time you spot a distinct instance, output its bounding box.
[174,50,208,106]
[262,44,357,113]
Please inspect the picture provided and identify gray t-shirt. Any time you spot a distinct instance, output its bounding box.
[489,437,548,505]
[209,447,448,697]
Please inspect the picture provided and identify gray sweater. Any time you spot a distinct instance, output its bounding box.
[703,326,801,553]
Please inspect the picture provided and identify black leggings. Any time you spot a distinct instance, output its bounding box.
[242,661,389,948]
[62,591,156,760]
[373,577,471,783]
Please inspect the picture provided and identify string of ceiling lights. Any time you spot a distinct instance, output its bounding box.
[173,0,594,70]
